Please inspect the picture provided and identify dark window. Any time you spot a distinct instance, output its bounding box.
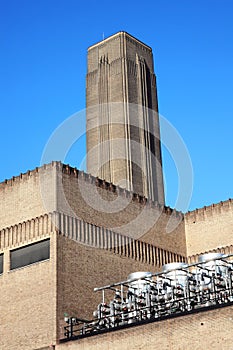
[0,254,3,274]
[10,239,50,270]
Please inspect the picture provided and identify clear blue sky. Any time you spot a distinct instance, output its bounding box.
[1,0,233,211]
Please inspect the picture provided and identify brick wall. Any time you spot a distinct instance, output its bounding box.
[0,230,57,350]
[0,207,184,349]
[56,233,163,337]
[3,162,233,263]
[58,164,187,256]
[185,199,233,256]
[0,162,187,257]
[1,162,233,349]
[57,305,233,350]
[0,163,56,230]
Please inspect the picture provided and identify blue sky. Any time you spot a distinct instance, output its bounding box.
[0,0,233,211]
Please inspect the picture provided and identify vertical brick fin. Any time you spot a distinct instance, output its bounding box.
[36,218,40,237]
[76,218,80,242]
[8,227,12,248]
[107,229,112,251]
[98,226,102,249]
[19,223,22,243]
[141,241,144,262]
[60,214,64,237]
[26,221,30,241]
[140,241,143,262]
[159,248,164,266]
[116,233,120,254]
[130,240,134,259]
[66,215,69,238]
[39,216,43,237]
[104,227,107,249]
[125,236,129,257]
[89,223,93,246]
[165,251,169,265]
[93,225,97,246]
[118,234,122,255]
[121,235,125,256]
[160,249,164,266]
[146,243,150,264]
[81,221,85,243]
[14,225,18,245]
[145,243,149,264]
[35,217,39,236]
[122,236,127,257]
[85,222,89,245]
[21,222,25,241]
[48,213,53,233]
[134,240,137,260]
[101,227,105,249]
[96,226,100,248]
[156,246,159,265]
[135,240,139,261]
[187,244,233,264]
[73,217,77,241]
[26,220,30,240]
[0,213,56,250]
[141,242,145,263]
[152,246,156,265]
[163,250,167,265]
[104,228,109,250]
[2,229,5,249]
[69,216,73,240]
[102,227,106,249]
[139,241,142,262]
[0,211,186,268]
[131,238,135,258]
[111,231,116,253]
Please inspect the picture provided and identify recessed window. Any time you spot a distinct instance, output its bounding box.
[10,239,50,270]
[0,253,3,274]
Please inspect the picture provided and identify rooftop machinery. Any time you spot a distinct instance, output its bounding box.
[64,252,233,339]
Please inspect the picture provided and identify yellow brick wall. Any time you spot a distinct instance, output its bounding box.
[0,162,187,257]
[56,233,162,338]
[56,305,233,350]
[185,199,233,256]
[0,232,57,350]
[58,166,187,256]
[1,163,233,350]
[0,164,56,230]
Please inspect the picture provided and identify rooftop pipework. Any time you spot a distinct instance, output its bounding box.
[63,252,233,340]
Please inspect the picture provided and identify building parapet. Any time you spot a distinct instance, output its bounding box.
[0,161,57,189]
[60,163,183,219]
[0,162,184,220]
[185,198,233,223]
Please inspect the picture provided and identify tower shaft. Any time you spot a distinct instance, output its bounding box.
[86,31,164,203]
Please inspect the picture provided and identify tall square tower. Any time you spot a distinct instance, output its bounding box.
[86,31,165,204]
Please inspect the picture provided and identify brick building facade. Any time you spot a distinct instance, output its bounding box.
[1,32,233,349]
[0,162,233,349]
